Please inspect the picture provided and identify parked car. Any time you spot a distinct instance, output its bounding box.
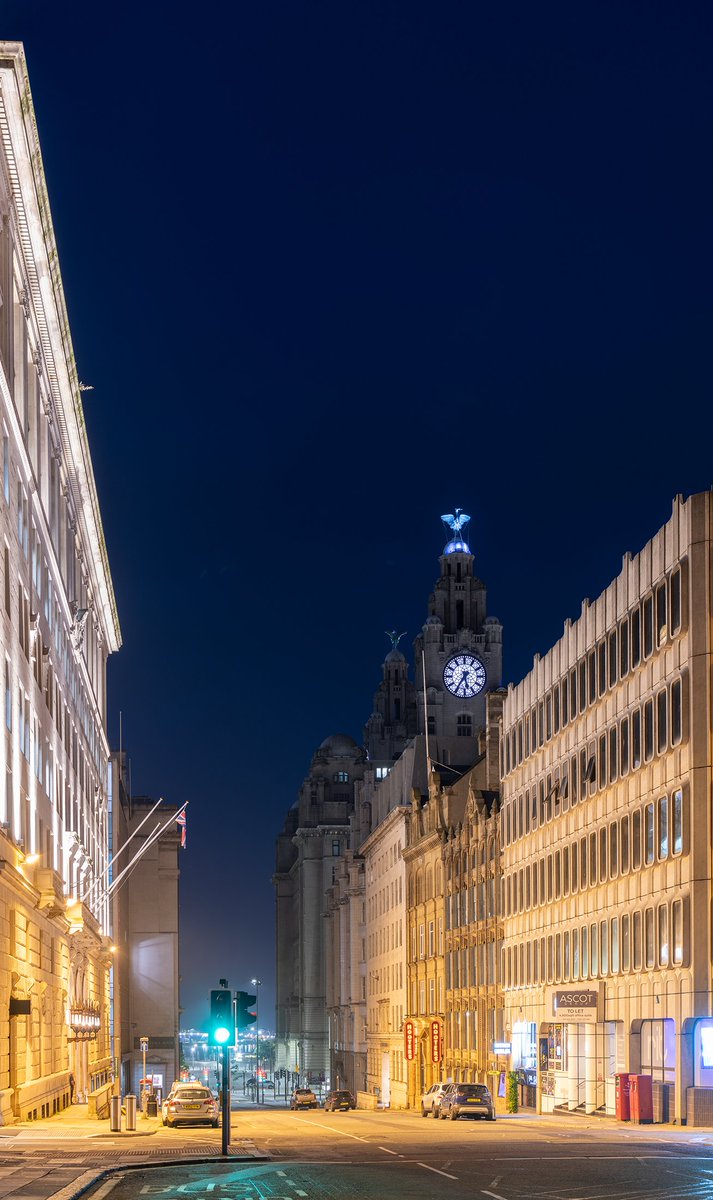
[290,1086,318,1109]
[161,1085,219,1127]
[324,1089,355,1112]
[437,1082,495,1121]
[420,1082,451,1117]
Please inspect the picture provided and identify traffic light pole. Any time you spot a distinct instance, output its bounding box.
[221,1044,230,1156]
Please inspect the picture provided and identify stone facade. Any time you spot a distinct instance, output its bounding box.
[0,44,121,1122]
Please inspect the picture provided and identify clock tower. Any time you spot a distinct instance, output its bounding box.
[414,511,502,746]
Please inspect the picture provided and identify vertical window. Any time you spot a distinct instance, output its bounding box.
[656,583,667,646]
[589,832,597,884]
[643,595,654,658]
[553,685,560,735]
[670,569,682,635]
[631,607,641,668]
[579,660,587,713]
[611,917,620,973]
[671,679,682,745]
[4,658,10,730]
[620,815,630,873]
[644,803,655,865]
[632,809,642,870]
[580,837,587,889]
[658,905,669,967]
[597,642,606,696]
[571,840,578,892]
[658,795,669,860]
[656,690,667,754]
[581,924,589,979]
[644,700,654,762]
[2,434,8,504]
[619,617,629,676]
[600,920,608,975]
[633,910,642,970]
[599,827,607,883]
[590,922,599,977]
[570,668,577,720]
[572,927,580,980]
[545,694,552,740]
[561,677,568,727]
[608,726,618,782]
[563,845,570,896]
[621,913,630,972]
[571,754,578,806]
[632,707,642,767]
[554,851,561,900]
[672,900,684,965]
[672,789,683,856]
[644,908,655,968]
[620,717,630,775]
[598,734,606,790]
[588,651,596,704]
[3,545,9,615]
[609,822,618,878]
[608,630,618,687]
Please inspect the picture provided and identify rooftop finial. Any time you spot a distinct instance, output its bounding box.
[440,508,471,554]
[385,630,407,650]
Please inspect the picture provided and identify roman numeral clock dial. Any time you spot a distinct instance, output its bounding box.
[443,653,487,698]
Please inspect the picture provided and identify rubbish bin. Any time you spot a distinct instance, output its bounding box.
[125,1094,137,1131]
[615,1073,631,1121]
[630,1075,653,1124]
[110,1094,121,1132]
[146,1095,158,1118]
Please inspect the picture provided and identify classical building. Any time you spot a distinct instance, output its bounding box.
[110,753,181,1099]
[274,734,366,1085]
[0,44,121,1122]
[324,846,366,1097]
[499,491,705,1123]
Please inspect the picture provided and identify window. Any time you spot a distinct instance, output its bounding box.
[658,795,669,860]
[590,922,598,977]
[620,617,629,676]
[620,815,630,874]
[672,789,683,856]
[3,545,8,615]
[611,917,619,973]
[588,651,596,704]
[644,803,655,866]
[457,714,472,737]
[598,827,607,883]
[609,822,618,878]
[658,905,669,967]
[644,700,654,761]
[4,658,10,731]
[580,837,587,889]
[570,668,577,720]
[2,433,8,504]
[608,726,618,783]
[656,690,667,754]
[332,840,341,856]
[571,841,578,892]
[631,607,641,668]
[600,920,608,975]
[620,717,630,776]
[598,735,606,790]
[621,913,630,972]
[672,899,684,965]
[581,924,589,979]
[656,583,667,646]
[608,630,617,688]
[633,910,642,971]
[428,920,434,956]
[572,927,580,980]
[589,832,597,884]
[632,708,642,768]
[579,660,587,714]
[597,642,606,696]
[632,809,642,870]
[671,679,682,745]
[333,771,349,783]
[643,595,654,658]
[670,569,682,635]
[644,908,655,968]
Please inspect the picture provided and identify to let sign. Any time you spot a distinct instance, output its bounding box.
[404,1020,415,1061]
[430,1020,442,1063]
[553,989,599,1019]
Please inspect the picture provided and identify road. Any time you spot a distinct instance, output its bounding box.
[4,1105,713,1199]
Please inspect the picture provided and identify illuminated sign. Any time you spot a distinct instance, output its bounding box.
[493,1042,511,1054]
[553,989,599,1019]
[404,1020,416,1061]
[430,1020,442,1063]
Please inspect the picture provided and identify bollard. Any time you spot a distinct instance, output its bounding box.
[110,1094,121,1132]
[125,1094,137,1131]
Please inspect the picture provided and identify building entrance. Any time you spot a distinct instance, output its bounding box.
[539,1021,618,1114]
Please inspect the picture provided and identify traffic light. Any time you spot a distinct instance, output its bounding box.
[209,989,235,1046]
[236,991,257,1030]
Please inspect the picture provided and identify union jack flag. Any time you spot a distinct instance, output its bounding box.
[176,809,187,849]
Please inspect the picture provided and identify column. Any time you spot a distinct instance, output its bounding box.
[567,1024,579,1109]
[584,1023,597,1113]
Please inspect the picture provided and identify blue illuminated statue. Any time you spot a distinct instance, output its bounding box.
[385,630,407,650]
[441,508,471,554]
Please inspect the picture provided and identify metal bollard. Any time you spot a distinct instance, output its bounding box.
[125,1094,137,1131]
[110,1094,121,1132]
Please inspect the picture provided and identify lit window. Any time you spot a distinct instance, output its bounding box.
[333,771,349,783]
[331,840,341,856]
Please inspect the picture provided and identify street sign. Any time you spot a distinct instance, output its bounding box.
[140,1037,149,1051]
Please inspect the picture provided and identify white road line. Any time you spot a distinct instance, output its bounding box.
[287,1116,370,1143]
[482,1191,508,1200]
[417,1162,458,1180]
[378,1146,398,1155]
[489,1177,502,1188]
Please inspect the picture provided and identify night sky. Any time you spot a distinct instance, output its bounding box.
[3,3,712,1027]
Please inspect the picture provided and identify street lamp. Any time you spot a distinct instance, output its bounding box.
[251,979,261,1105]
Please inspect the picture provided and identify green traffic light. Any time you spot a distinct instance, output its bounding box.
[214,1026,231,1045]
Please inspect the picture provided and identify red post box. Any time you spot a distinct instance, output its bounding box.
[630,1074,654,1124]
[615,1072,631,1121]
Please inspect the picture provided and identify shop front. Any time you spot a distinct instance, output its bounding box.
[539,986,622,1115]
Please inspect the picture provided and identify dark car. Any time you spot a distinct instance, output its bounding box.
[438,1082,495,1121]
[324,1089,355,1112]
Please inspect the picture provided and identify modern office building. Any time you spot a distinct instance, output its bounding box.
[500,491,705,1123]
[0,44,121,1122]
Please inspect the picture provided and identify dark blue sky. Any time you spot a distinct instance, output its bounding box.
[4,2,712,1026]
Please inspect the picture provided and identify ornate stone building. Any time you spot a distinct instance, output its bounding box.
[324,846,366,1097]
[274,735,366,1085]
[0,44,121,1122]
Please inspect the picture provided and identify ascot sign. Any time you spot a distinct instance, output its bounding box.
[552,988,600,1019]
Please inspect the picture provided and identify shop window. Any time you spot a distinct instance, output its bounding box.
[641,1018,676,1084]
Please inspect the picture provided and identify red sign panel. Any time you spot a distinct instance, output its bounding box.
[430,1019,442,1063]
[404,1019,416,1061]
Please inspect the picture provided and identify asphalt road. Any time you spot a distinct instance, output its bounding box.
[4,1106,713,1200]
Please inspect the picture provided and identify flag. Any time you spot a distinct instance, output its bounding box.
[176,809,187,849]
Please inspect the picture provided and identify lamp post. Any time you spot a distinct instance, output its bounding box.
[251,979,261,1105]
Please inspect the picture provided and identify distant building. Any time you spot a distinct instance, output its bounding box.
[110,753,181,1098]
[273,735,366,1084]
[500,491,705,1123]
[0,44,121,1122]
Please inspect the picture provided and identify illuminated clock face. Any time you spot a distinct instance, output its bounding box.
[443,654,486,698]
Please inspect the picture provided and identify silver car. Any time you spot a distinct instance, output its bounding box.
[420,1081,451,1116]
[162,1084,219,1127]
